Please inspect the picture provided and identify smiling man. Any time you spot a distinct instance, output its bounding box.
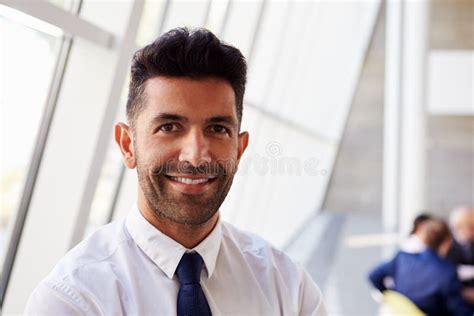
[25,27,326,315]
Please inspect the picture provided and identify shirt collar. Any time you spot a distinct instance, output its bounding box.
[125,204,222,279]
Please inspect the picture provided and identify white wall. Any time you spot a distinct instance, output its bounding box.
[428,50,474,115]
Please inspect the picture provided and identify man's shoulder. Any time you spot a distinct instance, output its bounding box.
[219,221,325,314]
[28,218,134,313]
[416,250,458,280]
[447,239,473,264]
[220,221,304,274]
[46,218,132,283]
[399,250,455,268]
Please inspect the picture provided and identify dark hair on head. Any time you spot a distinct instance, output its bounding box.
[410,212,432,235]
[423,218,452,252]
[126,27,247,130]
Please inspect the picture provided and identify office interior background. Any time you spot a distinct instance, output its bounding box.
[0,0,473,314]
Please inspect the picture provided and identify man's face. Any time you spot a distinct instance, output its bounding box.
[456,212,474,243]
[117,77,248,226]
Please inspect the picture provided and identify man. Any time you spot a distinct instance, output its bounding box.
[447,206,474,266]
[400,212,432,253]
[368,218,474,316]
[446,206,474,303]
[25,28,326,315]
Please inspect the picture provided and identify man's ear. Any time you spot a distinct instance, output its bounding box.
[236,131,249,163]
[115,122,136,169]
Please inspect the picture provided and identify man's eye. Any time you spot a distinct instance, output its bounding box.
[210,125,228,134]
[158,123,178,132]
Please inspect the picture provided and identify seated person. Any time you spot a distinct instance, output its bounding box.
[447,207,474,278]
[447,206,474,304]
[368,218,474,316]
[377,213,433,291]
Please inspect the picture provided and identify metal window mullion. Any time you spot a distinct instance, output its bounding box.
[218,0,232,38]
[156,0,171,36]
[0,0,114,48]
[201,0,213,28]
[245,0,266,66]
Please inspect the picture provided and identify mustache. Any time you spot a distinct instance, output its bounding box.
[151,160,230,176]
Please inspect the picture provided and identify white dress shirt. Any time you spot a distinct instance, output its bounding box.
[400,234,426,254]
[25,205,326,315]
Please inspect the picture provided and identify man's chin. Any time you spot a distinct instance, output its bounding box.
[159,208,218,226]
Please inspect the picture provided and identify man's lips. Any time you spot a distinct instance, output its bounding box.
[164,174,218,194]
[166,174,217,180]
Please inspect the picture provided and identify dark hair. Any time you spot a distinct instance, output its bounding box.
[423,218,452,251]
[410,213,432,235]
[126,27,247,129]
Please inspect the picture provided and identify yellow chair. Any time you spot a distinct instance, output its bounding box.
[379,290,425,316]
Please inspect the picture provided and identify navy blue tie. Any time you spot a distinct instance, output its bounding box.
[176,252,212,316]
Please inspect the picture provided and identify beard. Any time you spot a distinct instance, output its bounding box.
[135,150,236,226]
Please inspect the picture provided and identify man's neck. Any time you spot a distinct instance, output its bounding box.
[137,198,219,249]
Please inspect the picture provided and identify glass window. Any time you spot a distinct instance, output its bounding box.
[85,83,128,237]
[205,0,230,35]
[0,6,63,276]
[85,141,125,236]
[136,0,167,46]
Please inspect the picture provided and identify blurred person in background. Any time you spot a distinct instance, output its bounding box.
[375,213,433,292]
[447,206,474,266]
[447,206,474,304]
[400,212,432,253]
[368,217,474,316]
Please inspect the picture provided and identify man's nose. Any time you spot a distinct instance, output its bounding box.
[178,129,212,167]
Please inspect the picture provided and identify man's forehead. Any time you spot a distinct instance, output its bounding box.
[142,76,237,119]
[144,76,235,101]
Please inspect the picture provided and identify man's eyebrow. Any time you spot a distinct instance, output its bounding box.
[205,115,237,126]
[152,113,189,123]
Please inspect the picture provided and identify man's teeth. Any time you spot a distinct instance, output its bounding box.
[170,177,212,184]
